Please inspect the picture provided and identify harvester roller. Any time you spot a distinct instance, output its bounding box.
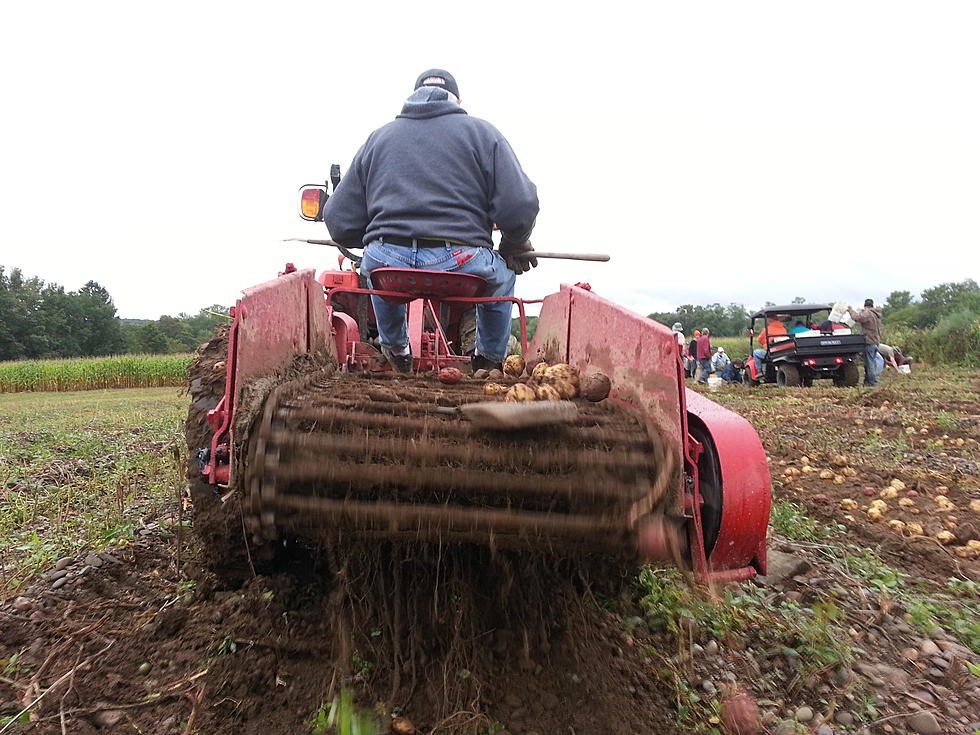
[243,370,673,555]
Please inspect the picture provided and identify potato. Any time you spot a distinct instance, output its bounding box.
[472,368,490,380]
[970,499,980,514]
[905,523,924,536]
[391,717,416,734]
[843,467,857,477]
[832,454,848,467]
[869,499,888,511]
[800,456,810,465]
[504,383,536,402]
[543,363,580,392]
[935,495,956,512]
[840,499,858,511]
[437,367,463,385]
[548,378,579,399]
[890,478,906,491]
[833,474,845,485]
[483,382,507,397]
[533,383,562,401]
[580,373,612,402]
[800,465,815,474]
[898,497,916,508]
[530,361,550,380]
[936,530,956,545]
[488,369,504,381]
[879,487,898,499]
[867,507,883,521]
[213,361,226,372]
[887,520,906,533]
[953,545,980,560]
[503,354,526,378]
[819,470,834,480]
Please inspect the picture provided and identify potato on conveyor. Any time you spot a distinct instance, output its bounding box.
[530,361,550,380]
[503,354,526,377]
[580,372,611,402]
[543,364,580,398]
[533,383,562,401]
[483,382,507,397]
[504,383,536,402]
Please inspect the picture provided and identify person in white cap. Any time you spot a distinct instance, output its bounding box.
[670,322,687,372]
[711,346,731,373]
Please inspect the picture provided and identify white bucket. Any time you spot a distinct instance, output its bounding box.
[897,364,911,374]
[707,375,723,390]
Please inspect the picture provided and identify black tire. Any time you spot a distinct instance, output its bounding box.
[742,370,758,387]
[833,362,860,388]
[776,364,801,388]
[802,374,814,388]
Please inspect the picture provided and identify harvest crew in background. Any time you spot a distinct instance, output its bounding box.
[753,315,787,375]
[848,299,883,387]
[671,322,687,373]
[687,330,701,378]
[696,328,712,384]
[323,69,540,373]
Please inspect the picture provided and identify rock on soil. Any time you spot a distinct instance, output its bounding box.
[906,711,942,735]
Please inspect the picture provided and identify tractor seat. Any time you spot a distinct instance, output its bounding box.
[369,268,488,305]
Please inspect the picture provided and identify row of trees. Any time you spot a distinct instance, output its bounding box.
[0,266,228,361]
[2,264,976,365]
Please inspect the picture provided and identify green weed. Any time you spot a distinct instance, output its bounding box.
[770,501,840,541]
[215,635,239,655]
[352,651,374,680]
[307,689,380,735]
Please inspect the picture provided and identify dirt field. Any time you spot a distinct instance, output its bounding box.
[1,367,978,734]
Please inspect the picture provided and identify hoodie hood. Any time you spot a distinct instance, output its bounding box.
[397,86,467,120]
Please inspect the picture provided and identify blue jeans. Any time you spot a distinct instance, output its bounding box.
[360,240,516,362]
[863,344,880,386]
[753,349,768,374]
[720,364,741,383]
[697,358,711,382]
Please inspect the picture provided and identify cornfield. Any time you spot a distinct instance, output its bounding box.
[0,354,194,393]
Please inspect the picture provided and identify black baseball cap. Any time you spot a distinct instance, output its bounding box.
[414,69,459,99]
[864,298,874,307]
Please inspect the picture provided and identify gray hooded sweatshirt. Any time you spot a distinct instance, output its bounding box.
[323,87,539,250]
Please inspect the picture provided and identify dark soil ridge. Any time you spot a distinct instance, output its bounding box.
[0,535,678,734]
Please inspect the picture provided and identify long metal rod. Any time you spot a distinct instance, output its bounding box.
[284,238,609,262]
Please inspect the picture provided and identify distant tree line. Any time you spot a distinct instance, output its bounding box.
[3,265,976,365]
[0,266,228,361]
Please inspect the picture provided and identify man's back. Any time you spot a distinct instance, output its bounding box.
[325,87,538,250]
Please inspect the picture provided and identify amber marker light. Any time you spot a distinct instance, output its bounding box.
[299,187,325,220]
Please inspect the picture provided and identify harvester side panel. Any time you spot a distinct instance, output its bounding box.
[235,268,333,385]
[226,268,335,484]
[564,285,686,463]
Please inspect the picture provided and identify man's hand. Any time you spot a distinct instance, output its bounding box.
[499,239,538,275]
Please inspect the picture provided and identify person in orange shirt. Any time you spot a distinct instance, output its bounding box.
[753,317,787,374]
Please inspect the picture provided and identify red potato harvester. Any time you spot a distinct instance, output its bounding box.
[192,185,770,584]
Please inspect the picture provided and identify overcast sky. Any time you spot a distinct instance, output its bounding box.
[2,1,977,320]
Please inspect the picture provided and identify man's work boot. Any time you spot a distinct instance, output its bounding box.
[470,354,502,373]
[381,346,413,374]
